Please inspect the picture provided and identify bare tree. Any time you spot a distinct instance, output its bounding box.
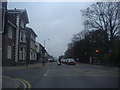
[71,30,89,43]
[81,2,120,41]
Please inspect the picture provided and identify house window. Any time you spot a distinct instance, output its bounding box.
[30,52,33,60]
[20,47,23,60]
[20,32,24,41]
[31,34,32,39]
[34,53,35,60]
[7,46,12,59]
[8,26,13,39]
[30,41,32,48]
[21,20,24,28]
[34,53,36,60]
[20,31,26,42]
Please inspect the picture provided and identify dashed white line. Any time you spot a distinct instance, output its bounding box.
[44,69,50,77]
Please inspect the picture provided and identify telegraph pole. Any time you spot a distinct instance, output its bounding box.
[43,39,49,65]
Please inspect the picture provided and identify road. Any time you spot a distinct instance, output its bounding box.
[2,62,119,88]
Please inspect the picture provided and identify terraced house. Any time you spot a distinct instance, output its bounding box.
[36,41,45,63]
[26,27,37,63]
[1,1,47,66]
[2,8,29,65]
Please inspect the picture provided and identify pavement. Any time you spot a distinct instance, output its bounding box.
[2,62,43,71]
[2,62,51,89]
[76,62,119,70]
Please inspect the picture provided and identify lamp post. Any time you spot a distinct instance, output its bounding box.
[43,39,50,65]
[44,39,50,48]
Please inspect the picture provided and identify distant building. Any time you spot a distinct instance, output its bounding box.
[26,27,37,63]
[36,42,45,63]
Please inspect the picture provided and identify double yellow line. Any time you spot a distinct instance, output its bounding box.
[14,78,31,89]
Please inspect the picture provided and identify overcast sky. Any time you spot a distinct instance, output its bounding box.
[8,2,94,58]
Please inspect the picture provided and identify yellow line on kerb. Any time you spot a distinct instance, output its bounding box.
[21,79,31,88]
[15,78,31,89]
[15,78,27,89]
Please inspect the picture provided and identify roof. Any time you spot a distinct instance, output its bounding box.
[25,27,37,37]
[7,8,29,23]
[36,41,44,48]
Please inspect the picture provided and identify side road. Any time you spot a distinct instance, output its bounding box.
[2,62,51,89]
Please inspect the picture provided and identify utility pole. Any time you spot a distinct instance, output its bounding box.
[43,39,50,66]
[42,47,45,66]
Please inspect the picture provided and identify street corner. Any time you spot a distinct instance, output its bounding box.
[2,76,31,89]
[2,76,20,88]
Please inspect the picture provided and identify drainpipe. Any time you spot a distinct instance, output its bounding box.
[0,2,5,89]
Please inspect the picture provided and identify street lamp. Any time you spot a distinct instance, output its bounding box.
[44,39,50,48]
[43,39,50,65]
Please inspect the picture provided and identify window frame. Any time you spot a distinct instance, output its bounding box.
[7,46,12,59]
[8,26,13,39]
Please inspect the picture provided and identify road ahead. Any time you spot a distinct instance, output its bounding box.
[3,62,119,88]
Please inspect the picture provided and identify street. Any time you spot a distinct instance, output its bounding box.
[2,62,119,88]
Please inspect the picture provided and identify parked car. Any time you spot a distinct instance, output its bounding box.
[61,59,65,63]
[62,59,67,64]
[48,58,54,62]
[67,58,75,65]
[65,59,69,64]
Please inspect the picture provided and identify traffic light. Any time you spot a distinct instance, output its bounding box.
[96,50,99,53]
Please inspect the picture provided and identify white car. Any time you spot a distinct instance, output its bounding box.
[48,58,53,62]
[61,59,65,63]
[67,58,75,65]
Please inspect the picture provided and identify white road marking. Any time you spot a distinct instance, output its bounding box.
[42,68,118,77]
[44,69,50,77]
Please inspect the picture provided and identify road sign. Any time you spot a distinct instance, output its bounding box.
[109,50,112,53]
